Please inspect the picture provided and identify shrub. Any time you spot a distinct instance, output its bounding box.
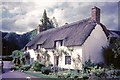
[57,70,77,78]
[41,67,52,75]
[31,61,45,71]
[82,73,89,79]
[83,59,95,73]
[89,66,107,78]
[103,38,120,69]
[11,65,20,70]
[11,50,24,66]
[20,65,31,71]
[106,69,120,79]
[45,61,53,67]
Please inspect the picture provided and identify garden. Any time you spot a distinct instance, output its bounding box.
[9,38,120,79]
[10,56,120,80]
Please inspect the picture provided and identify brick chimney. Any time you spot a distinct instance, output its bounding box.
[91,6,100,23]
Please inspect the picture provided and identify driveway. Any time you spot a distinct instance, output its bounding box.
[3,61,13,69]
[1,71,38,79]
[0,61,39,80]
[1,61,12,73]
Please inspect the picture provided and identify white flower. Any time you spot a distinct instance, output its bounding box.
[58,46,68,51]
[40,48,46,52]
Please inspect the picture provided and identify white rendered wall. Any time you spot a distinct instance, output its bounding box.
[47,46,83,70]
[82,24,108,64]
[47,49,54,65]
[60,46,82,70]
[26,49,37,62]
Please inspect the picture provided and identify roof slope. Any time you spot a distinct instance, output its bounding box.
[25,18,108,49]
[108,30,120,38]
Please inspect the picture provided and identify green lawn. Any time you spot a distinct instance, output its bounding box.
[24,71,65,80]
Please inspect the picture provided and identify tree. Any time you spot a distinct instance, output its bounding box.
[2,33,20,56]
[39,10,55,32]
[11,50,24,66]
[103,38,120,68]
[40,10,49,26]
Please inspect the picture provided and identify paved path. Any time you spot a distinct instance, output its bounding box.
[1,71,38,79]
[1,61,13,73]
[1,61,39,79]
[3,61,13,69]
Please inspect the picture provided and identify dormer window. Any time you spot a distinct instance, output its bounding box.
[54,40,63,48]
[36,44,42,49]
[25,46,30,51]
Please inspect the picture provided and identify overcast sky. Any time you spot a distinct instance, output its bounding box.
[1,0,120,34]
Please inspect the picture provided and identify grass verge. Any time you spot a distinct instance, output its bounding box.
[24,71,65,80]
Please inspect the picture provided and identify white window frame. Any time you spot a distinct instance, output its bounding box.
[36,44,42,49]
[54,40,64,48]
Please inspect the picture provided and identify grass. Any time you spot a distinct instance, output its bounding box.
[24,69,120,80]
[24,71,66,80]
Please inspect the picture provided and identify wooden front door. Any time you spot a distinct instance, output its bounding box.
[54,56,59,66]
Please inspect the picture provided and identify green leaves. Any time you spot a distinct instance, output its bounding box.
[36,48,50,66]
[39,9,55,32]
[103,38,120,68]
[31,61,45,71]
[11,50,24,66]
[52,46,73,56]
[12,50,24,58]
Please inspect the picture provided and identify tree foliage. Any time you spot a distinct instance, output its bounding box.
[39,10,55,31]
[2,30,37,56]
[40,10,49,26]
[2,33,20,56]
[11,50,24,66]
[103,38,120,68]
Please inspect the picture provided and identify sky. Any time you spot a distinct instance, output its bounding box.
[0,0,120,34]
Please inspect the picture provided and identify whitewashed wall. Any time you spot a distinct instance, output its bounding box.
[47,46,83,70]
[26,49,37,63]
[82,24,108,64]
[60,46,82,70]
[47,49,54,65]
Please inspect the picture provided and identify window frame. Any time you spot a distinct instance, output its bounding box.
[54,40,63,48]
[25,46,30,50]
[65,56,71,65]
[36,44,42,49]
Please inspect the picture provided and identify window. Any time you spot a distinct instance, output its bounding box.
[25,46,30,50]
[65,56,71,65]
[54,40,63,48]
[36,44,42,49]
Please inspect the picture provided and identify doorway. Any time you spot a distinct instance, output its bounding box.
[54,56,59,66]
